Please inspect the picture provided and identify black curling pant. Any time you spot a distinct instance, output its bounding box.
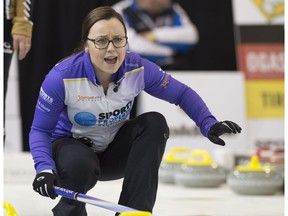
[52,112,169,216]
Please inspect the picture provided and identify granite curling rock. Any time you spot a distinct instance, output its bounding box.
[174,150,226,188]
[227,155,283,195]
[159,147,191,184]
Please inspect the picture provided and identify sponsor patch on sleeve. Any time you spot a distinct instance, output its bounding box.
[160,70,169,88]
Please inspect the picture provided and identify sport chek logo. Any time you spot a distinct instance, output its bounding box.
[252,0,284,20]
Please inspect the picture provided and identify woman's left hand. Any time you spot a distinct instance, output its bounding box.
[208,121,242,146]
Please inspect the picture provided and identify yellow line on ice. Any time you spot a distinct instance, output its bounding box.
[119,212,152,216]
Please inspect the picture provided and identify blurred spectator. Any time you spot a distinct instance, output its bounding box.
[113,0,199,67]
[176,0,237,71]
[4,0,34,142]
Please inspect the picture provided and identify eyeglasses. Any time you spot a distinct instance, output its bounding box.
[87,36,128,49]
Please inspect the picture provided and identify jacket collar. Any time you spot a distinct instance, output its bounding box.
[83,51,126,86]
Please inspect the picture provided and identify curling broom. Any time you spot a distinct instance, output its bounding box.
[3,201,19,216]
[54,186,152,216]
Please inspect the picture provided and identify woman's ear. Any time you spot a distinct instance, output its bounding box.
[85,46,89,52]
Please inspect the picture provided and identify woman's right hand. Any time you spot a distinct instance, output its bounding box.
[32,171,58,199]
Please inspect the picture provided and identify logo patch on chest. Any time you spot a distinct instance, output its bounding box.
[73,101,133,126]
[74,112,97,126]
[77,95,102,101]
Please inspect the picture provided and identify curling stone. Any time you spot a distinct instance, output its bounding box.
[227,155,283,195]
[174,150,226,188]
[159,147,191,184]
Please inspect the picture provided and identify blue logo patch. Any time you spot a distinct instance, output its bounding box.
[74,112,96,126]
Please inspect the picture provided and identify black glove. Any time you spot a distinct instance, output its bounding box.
[33,172,58,199]
[208,121,242,146]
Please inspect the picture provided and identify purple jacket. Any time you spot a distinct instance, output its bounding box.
[29,51,217,173]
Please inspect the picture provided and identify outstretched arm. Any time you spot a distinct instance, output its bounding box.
[143,60,242,143]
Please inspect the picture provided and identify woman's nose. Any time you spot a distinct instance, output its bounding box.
[106,41,116,51]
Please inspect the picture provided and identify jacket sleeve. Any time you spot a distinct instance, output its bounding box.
[29,68,65,173]
[11,0,34,37]
[154,3,198,45]
[143,59,217,137]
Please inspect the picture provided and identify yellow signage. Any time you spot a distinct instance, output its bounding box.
[246,80,284,118]
[252,0,284,21]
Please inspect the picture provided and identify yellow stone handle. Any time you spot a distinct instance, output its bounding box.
[163,147,191,163]
[184,150,214,166]
[235,155,272,171]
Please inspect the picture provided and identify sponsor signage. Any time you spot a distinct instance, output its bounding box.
[246,80,284,118]
[232,0,284,154]
[238,43,284,79]
[233,0,284,24]
[236,25,284,80]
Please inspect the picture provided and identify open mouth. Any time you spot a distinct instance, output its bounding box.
[104,57,117,64]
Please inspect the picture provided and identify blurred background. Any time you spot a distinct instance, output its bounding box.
[3,0,285,215]
[5,0,284,166]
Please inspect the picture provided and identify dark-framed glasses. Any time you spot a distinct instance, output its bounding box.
[87,36,128,49]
